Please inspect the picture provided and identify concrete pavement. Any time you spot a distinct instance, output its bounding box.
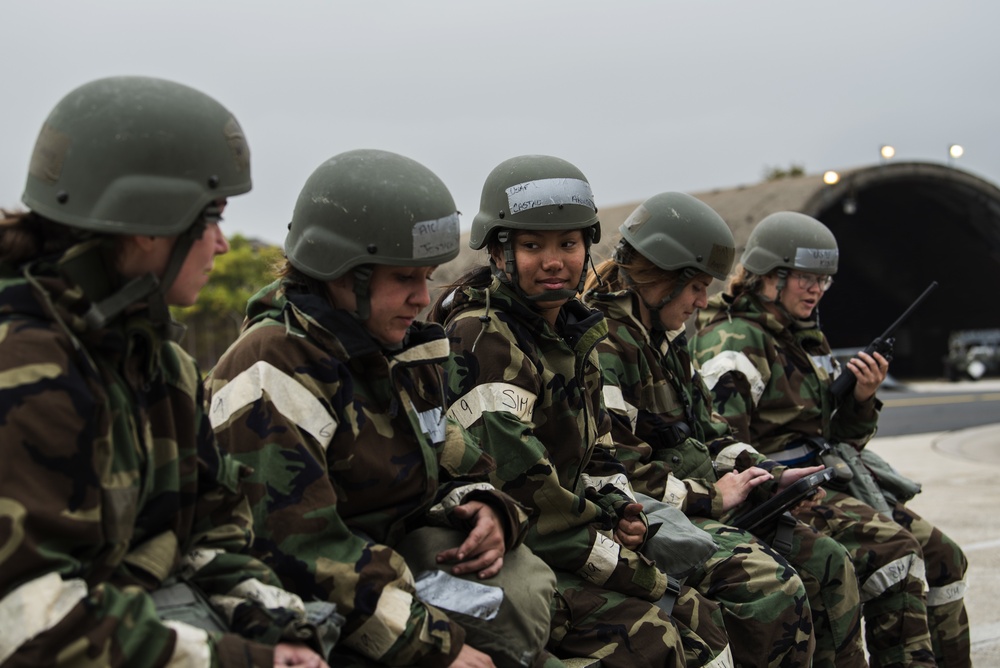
[868,381,1000,665]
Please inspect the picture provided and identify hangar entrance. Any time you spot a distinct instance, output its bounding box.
[806,163,1000,379]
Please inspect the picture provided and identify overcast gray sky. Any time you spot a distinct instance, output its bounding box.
[3,1,998,245]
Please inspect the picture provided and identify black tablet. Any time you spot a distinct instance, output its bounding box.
[730,467,837,534]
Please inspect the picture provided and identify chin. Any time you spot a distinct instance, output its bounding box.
[167,294,199,308]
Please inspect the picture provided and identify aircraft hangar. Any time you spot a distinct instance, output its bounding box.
[446,161,1000,379]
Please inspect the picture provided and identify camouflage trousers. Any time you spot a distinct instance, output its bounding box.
[688,518,814,668]
[891,502,970,668]
[760,518,867,668]
[793,490,934,668]
[550,572,731,668]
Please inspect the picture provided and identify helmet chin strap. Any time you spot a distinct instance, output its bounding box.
[642,268,697,332]
[760,267,799,322]
[76,207,216,341]
[351,265,374,321]
[348,264,406,350]
[774,267,789,300]
[614,242,697,332]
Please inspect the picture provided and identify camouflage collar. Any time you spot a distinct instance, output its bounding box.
[454,275,608,355]
[585,287,649,340]
[698,291,789,336]
[13,251,164,380]
[263,278,449,364]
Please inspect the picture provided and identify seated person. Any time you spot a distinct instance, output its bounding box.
[0,76,335,667]
[206,149,558,668]
[431,154,734,668]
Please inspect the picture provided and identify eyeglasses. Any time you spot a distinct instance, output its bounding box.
[790,272,834,292]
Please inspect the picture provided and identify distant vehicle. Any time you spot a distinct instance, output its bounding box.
[943,329,1000,381]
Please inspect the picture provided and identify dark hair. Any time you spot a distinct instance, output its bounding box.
[583,240,682,295]
[1,209,93,266]
[427,234,508,323]
[427,264,492,324]
[275,258,342,307]
[727,264,766,297]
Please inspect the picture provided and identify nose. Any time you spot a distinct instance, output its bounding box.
[695,292,709,309]
[540,249,564,271]
[411,277,431,308]
[210,223,230,255]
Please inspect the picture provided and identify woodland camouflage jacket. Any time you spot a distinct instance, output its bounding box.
[691,292,880,460]
[585,288,786,517]
[0,243,322,668]
[205,279,527,668]
[436,276,671,603]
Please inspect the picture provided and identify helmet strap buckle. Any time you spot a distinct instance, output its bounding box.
[352,265,374,321]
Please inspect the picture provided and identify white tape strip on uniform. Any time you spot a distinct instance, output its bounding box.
[703,644,736,668]
[392,337,451,365]
[180,548,225,576]
[209,360,337,450]
[580,472,635,501]
[0,572,87,664]
[428,482,497,524]
[714,443,761,471]
[226,578,306,613]
[809,353,837,377]
[602,385,638,432]
[661,475,689,508]
[448,382,536,429]
[860,553,926,603]
[578,532,622,587]
[928,579,967,606]
[164,620,212,668]
[698,350,767,406]
[416,407,446,445]
[343,583,415,660]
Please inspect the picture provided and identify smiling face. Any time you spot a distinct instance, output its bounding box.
[328,264,435,346]
[492,229,586,325]
[761,270,831,319]
[638,273,712,331]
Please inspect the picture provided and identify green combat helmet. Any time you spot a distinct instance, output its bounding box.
[741,211,839,276]
[21,75,251,332]
[615,191,735,329]
[619,192,735,280]
[285,148,460,320]
[469,154,600,301]
[23,75,250,236]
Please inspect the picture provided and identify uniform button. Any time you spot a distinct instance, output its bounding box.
[671,455,681,464]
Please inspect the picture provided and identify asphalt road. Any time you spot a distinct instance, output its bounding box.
[866,378,1000,663]
[875,379,1000,437]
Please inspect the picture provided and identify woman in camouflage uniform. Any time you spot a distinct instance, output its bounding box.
[431,155,734,668]
[691,211,969,668]
[205,149,558,668]
[0,77,334,667]
[583,192,866,668]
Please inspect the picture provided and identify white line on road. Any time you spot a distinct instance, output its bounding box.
[962,537,1000,553]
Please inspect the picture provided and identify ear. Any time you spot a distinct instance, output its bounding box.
[325,272,355,310]
[127,234,159,252]
[331,271,353,290]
